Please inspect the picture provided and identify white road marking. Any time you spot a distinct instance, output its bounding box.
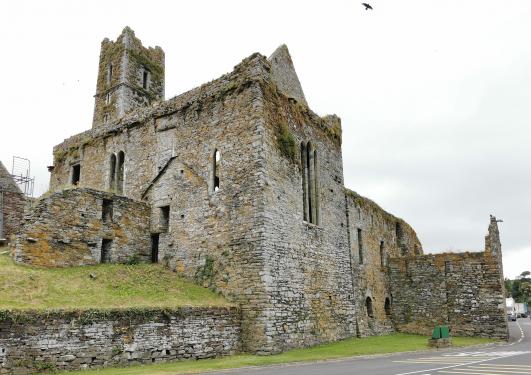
[394,351,529,375]
[508,320,525,346]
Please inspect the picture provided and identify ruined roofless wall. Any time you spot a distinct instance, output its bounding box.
[345,189,422,337]
[0,307,240,374]
[388,217,508,340]
[13,188,150,267]
[0,162,25,244]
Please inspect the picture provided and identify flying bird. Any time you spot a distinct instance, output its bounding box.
[362,3,373,10]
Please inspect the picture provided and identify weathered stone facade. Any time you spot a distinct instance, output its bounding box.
[388,217,508,340]
[13,188,150,267]
[0,162,25,245]
[0,307,240,374]
[10,26,508,362]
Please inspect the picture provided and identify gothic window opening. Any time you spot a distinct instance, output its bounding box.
[213,149,220,192]
[358,228,363,264]
[385,297,391,316]
[365,297,374,318]
[301,142,319,224]
[101,239,112,263]
[160,205,170,233]
[102,199,113,222]
[71,164,81,186]
[116,151,125,195]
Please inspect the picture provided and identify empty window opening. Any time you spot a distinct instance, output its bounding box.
[116,151,125,195]
[357,228,363,264]
[445,261,453,273]
[109,153,116,191]
[385,297,391,316]
[101,239,112,263]
[357,207,362,220]
[213,149,220,192]
[142,68,149,89]
[103,114,109,123]
[106,64,113,84]
[71,164,81,186]
[380,240,386,267]
[105,93,111,104]
[151,234,159,263]
[301,142,319,224]
[102,199,113,222]
[301,143,308,221]
[160,206,170,232]
[365,297,374,318]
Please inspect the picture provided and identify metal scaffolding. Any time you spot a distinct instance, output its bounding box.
[11,156,34,197]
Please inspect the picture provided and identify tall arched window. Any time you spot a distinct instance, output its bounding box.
[116,151,125,195]
[301,142,319,224]
[109,153,116,191]
[366,297,374,318]
[213,149,220,192]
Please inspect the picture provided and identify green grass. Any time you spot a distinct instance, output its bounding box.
[65,334,496,375]
[0,253,230,309]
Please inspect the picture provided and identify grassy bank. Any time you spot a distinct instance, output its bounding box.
[0,253,229,309]
[66,334,496,375]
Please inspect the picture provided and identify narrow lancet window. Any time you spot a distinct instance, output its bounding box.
[301,143,308,221]
[366,297,374,318]
[116,151,125,195]
[109,153,116,191]
[358,228,363,264]
[71,164,81,186]
[301,142,319,225]
[213,149,220,192]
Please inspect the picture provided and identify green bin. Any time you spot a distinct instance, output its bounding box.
[440,325,450,338]
[431,326,441,339]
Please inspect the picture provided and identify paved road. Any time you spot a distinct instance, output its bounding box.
[214,319,531,375]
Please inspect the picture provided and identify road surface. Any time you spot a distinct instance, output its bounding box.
[214,318,531,375]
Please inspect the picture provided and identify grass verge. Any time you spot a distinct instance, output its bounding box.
[65,334,497,375]
[0,253,229,309]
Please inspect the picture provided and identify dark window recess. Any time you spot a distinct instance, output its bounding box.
[445,261,453,273]
[100,239,112,263]
[213,149,220,191]
[102,199,113,222]
[380,240,386,267]
[116,151,125,195]
[160,206,170,232]
[385,298,391,316]
[142,69,149,89]
[107,64,113,83]
[365,297,374,318]
[71,164,81,186]
[151,234,159,263]
[357,228,363,264]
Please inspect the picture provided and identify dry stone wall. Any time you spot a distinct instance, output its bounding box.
[0,307,241,374]
[13,188,150,267]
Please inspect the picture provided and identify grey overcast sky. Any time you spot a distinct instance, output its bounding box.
[0,0,529,278]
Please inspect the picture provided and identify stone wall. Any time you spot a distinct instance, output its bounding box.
[345,190,422,337]
[388,217,508,339]
[13,188,150,267]
[0,162,25,245]
[0,307,241,374]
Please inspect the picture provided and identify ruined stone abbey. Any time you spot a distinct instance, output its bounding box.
[4,27,507,360]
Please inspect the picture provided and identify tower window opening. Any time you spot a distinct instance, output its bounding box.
[380,240,386,267]
[116,151,125,195]
[71,164,81,186]
[213,149,220,192]
[142,68,149,89]
[102,199,113,222]
[105,93,111,104]
[357,228,363,264]
[301,142,319,224]
[101,239,112,263]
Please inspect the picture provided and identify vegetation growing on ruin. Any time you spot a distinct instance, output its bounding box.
[64,333,497,375]
[0,253,230,310]
[277,121,297,161]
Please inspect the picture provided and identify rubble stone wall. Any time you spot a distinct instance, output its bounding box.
[0,307,241,374]
[0,162,25,244]
[388,219,507,339]
[13,188,150,267]
[345,190,422,337]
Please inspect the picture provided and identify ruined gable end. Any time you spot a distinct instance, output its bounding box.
[268,44,308,106]
[0,161,25,244]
